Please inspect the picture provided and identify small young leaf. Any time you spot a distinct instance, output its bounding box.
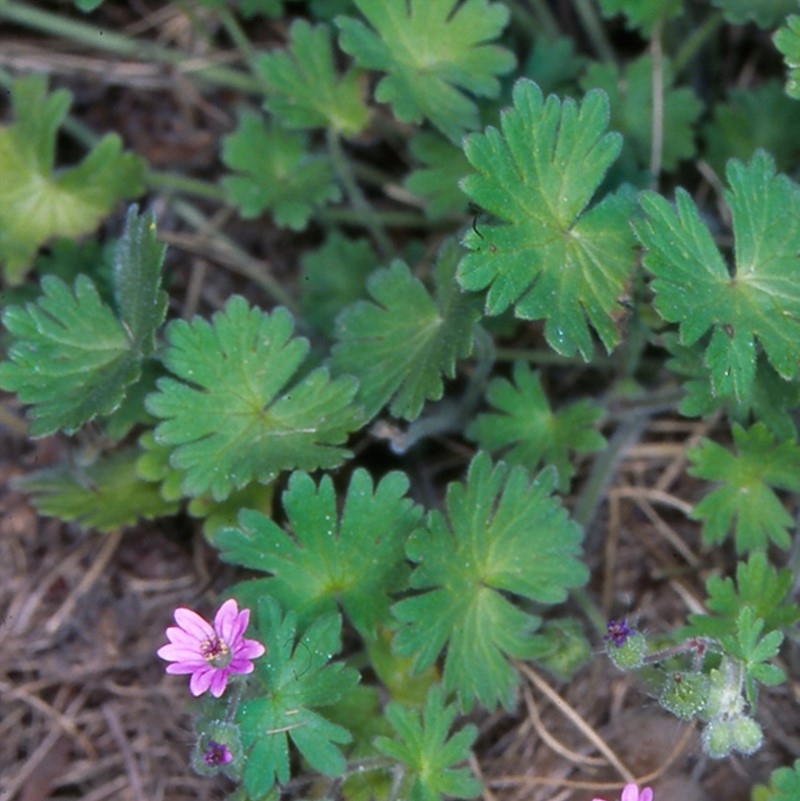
[17,447,178,531]
[466,361,605,492]
[300,232,377,337]
[635,151,800,403]
[336,0,515,142]
[392,452,588,710]
[663,333,800,440]
[752,759,800,801]
[221,111,340,230]
[373,685,481,801]
[0,76,144,284]
[146,298,360,501]
[257,19,369,136]
[235,597,359,798]
[597,0,682,34]
[775,16,800,100]
[719,606,786,707]
[522,37,586,97]
[404,133,471,221]
[458,79,637,359]
[712,0,797,29]
[688,423,800,552]
[684,551,800,641]
[214,468,422,638]
[331,240,482,421]
[580,54,702,173]
[703,82,800,178]
[0,210,165,437]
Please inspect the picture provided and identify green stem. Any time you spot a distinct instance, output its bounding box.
[146,170,226,202]
[217,6,270,91]
[672,10,725,75]
[0,0,261,93]
[326,129,394,259]
[573,0,617,65]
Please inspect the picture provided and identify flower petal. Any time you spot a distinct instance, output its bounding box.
[189,666,215,696]
[621,785,640,801]
[174,607,215,640]
[208,669,230,698]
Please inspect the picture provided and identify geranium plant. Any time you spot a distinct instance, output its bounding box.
[2,0,800,799]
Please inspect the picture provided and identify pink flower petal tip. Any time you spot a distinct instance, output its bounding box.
[157,598,265,697]
[593,783,654,801]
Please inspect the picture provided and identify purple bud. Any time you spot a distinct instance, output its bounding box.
[604,619,634,648]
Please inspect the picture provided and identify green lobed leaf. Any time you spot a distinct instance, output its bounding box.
[373,685,481,801]
[17,446,178,532]
[712,0,797,28]
[635,151,800,403]
[775,16,800,100]
[597,0,683,34]
[663,333,800,441]
[392,452,588,710]
[404,133,471,221]
[300,231,377,337]
[0,75,144,284]
[703,81,800,178]
[458,79,637,359]
[256,19,369,136]
[466,361,606,492]
[331,239,482,422]
[719,606,786,707]
[580,54,702,174]
[336,0,515,142]
[751,759,800,801]
[687,423,800,552]
[221,110,340,230]
[146,298,360,501]
[214,468,422,638]
[234,597,359,798]
[521,37,586,98]
[684,551,800,641]
[0,209,166,437]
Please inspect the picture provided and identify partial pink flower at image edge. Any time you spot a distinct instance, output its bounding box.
[593,783,654,801]
[157,598,265,697]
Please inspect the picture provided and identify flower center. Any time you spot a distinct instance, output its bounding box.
[200,636,231,666]
[203,739,232,766]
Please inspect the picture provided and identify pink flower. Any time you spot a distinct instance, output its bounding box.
[593,784,654,801]
[158,599,265,697]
